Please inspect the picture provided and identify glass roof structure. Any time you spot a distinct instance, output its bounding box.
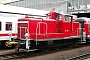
[1,0,67,9]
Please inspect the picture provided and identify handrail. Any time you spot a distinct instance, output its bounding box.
[36,22,48,45]
[77,28,86,35]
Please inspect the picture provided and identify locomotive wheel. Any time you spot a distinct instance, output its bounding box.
[54,47,60,50]
[39,47,49,52]
[55,47,60,50]
[42,48,49,52]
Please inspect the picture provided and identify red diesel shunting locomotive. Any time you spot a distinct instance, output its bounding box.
[6,11,90,52]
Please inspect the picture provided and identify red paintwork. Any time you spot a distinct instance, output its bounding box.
[17,11,90,41]
[0,33,17,36]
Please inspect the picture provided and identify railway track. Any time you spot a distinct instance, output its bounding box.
[68,53,90,60]
[0,44,89,60]
[0,50,49,60]
[0,51,30,60]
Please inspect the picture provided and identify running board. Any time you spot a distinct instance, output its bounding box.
[24,49,37,52]
[81,41,86,43]
[80,41,86,44]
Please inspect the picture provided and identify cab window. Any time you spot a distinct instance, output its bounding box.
[56,14,62,20]
[59,15,62,20]
[64,16,70,22]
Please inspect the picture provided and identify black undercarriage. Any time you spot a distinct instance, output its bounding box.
[14,37,89,50]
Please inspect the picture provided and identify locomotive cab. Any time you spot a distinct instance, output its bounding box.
[46,11,61,20]
[47,11,73,21]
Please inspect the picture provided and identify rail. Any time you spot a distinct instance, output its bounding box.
[67,53,90,60]
[0,51,28,60]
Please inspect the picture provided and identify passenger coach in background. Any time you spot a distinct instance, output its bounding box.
[6,11,90,52]
[0,17,18,47]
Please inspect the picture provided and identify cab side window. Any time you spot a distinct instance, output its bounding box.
[6,22,12,31]
[64,16,70,22]
[59,15,62,20]
[56,14,62,20]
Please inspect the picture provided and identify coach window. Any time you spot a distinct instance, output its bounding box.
[0,22,1,31]
[6,22,12,31]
